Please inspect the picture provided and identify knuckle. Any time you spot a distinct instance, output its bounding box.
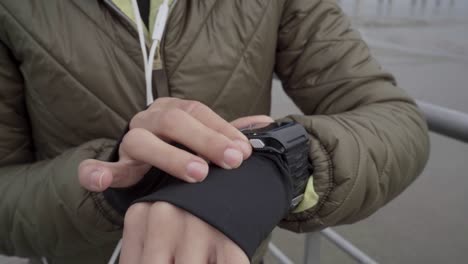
[124,203,149,227]
[153,97,173,106]
[152,97,180,110]
[152,201,176,212]
[182,100,206,114]
[216,240,248,264]
[205,134,229,151]
[121,128,146,150]
[157,108,182,131]
[219,124,240,137]
[149,202,179,220]
[129,111,146,129]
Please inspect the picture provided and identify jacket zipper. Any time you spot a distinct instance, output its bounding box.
[101,0,178,97]
[158,0,179,97]
[102,0,152,48]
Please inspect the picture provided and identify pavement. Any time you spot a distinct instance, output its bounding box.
[2,3,468,264]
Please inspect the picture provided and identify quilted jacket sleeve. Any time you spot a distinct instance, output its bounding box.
[0,41,121,259]
[275,0,430,232]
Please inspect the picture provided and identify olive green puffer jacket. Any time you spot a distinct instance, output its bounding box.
[0,0,429,263]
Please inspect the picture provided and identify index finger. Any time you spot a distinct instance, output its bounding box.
[143,98,251,156]
[179,100,247,139]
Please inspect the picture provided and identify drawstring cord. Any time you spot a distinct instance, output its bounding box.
[131,0,170,105]
[108,1,174,263]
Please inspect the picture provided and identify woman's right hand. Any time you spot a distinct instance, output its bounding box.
[78,97,272,192]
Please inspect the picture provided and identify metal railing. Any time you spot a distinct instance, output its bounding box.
[343,0,459,18]
[268,100,468,263]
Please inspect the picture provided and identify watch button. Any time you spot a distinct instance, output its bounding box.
[249,139,265,149]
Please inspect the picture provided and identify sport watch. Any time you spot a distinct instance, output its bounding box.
[240,121,311,209]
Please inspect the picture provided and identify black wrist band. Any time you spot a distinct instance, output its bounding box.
[133,153,293,259]
[103,124,166,216]
[103,167,168,216]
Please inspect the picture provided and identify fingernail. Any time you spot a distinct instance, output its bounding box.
[90,169,104,190]
[234,139,251,157]
[186,162,208,182]
[223,148,243,169]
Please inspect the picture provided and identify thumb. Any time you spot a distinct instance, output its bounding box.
[78,158,151,192]
[78,159,115,192]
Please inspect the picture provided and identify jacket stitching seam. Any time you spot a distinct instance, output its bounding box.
[166,0,221,79]
[247,81,270,115]
[0,3,127,124]
[0,141,32,164]
[287,75,375,91]
[26,89,95,143]
[286,39,363,90]
[70,0,145,72]
[211,0,273,107]
[326,116,364,218]
[311,138,335,220]
[279,0,360,88]
[89,192,123,227]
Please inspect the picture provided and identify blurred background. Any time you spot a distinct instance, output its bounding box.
[2,0,467,263]
[267,0,468,263]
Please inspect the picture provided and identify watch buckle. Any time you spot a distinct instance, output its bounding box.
[291,194,304,208]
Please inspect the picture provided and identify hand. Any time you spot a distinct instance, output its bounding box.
[120,202,249,264]
[78,97,274,191]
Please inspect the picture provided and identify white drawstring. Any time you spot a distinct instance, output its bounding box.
[108,238,123,264]
[108,2,173,263]
[131,0,171,106]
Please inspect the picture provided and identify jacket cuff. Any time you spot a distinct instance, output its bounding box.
[133,153,293,260]
[90,191,124,227]
[275,116,332,232]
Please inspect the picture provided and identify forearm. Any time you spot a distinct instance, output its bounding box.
[106,153,292,260]
[279,93,430,232]
[275,0,430,231]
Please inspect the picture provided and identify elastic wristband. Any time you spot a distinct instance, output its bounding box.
[103,124,166,216]
[134,154,293,259]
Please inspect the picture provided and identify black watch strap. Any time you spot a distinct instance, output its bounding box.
[283,141,311,207]
[243,122,311,209]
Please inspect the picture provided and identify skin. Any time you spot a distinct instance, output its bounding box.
[77,97,274,263]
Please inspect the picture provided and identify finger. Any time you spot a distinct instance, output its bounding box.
[157,98,249,143]
[119,203,151,264]
[78,158,150,191]
[175,242,212,264]
[230,115,275,130]
[78,159,114,192]
[215,238,250,264]
[120,127,209,183]
[135,98,251,157]
[146,108,244,169]
[176,100,251,154]
[174,215,215,264]
[142,203,182,264]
